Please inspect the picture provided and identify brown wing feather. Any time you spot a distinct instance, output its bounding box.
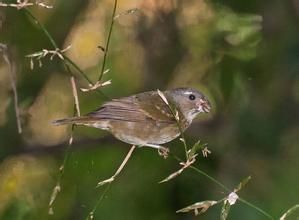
[86,92,175,124]
[135,91,176,122]
[87,97,151,122]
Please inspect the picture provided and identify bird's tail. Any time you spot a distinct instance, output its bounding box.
[52,116,89,126]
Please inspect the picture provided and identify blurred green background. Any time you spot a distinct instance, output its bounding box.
[0,0,299,219]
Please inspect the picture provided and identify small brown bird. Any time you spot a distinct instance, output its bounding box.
[53,88,211,152]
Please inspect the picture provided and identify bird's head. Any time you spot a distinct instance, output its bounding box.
[168,88,211,122]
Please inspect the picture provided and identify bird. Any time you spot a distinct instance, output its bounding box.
[52,88,211,154]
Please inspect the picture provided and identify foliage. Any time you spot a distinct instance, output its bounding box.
[0,0,299,219]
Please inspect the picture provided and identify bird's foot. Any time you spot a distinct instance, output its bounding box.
[142,144,170,159]
[158,146,169,159]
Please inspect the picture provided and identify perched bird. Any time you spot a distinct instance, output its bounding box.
[53,88,211,153]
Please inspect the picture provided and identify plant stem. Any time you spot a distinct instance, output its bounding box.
[24,9,108,98]
[98,0,118,81]
[85,1,119,218]
[86,184,112,220]
[239,198,274,220]
[171,153,274,220]
[24,9,58,48]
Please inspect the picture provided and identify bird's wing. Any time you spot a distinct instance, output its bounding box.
[86,92,176,124]
[135,91,176,122]
[86,97,146,122]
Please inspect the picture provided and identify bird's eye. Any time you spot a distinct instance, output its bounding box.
[189,94,196,100]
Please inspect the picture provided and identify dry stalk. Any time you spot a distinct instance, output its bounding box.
[97,145,136,187]
[48,76,81,214]
[26,45,71,69]
[0,43,22,133]
[0,0,52,10]
[159,155,196,183]
[80,79,111,92]
[70,77,80,117]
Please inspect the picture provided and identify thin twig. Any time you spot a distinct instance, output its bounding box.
[98,0,118,81]
[70,77,80,117]
[87,184,111,220]
[177,176,251,218]
[80,79,112,92]
[23,9,57,47]
[280,204,299,220]
[97,145,136,187]
[170,153,274,219]
[26,45,71,69]
[159,155,196,183]
[48,75,81,215]
[177,200,220,215]
[20,4,112,216]
[87,1,120,218]
[114,8,139,20]
[0,43,22,133]
[0,0,53,9]
[87,145,135,219]
[18,3,274,220]
[63,55,96,86]
[23,9,108,99]
[157,91,185,151]
[157,89,189,160]
[48,184,61,214]
[238,198,274,220]
[156,90,203,184]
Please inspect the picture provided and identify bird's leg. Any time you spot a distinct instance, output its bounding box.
[143,144,169,159]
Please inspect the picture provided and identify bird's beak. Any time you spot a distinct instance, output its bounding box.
[197,98,211,113]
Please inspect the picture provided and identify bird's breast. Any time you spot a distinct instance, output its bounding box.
[108,119,181,145]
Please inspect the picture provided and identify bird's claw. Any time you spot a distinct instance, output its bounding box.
[158,146,169,159]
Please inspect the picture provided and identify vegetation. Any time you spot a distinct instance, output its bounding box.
[0,0,299,219]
